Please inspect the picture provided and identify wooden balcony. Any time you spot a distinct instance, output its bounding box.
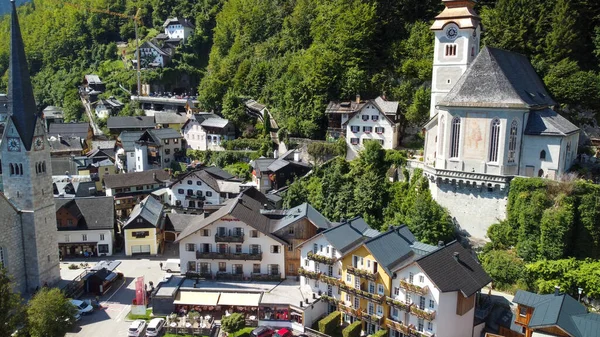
[385,318,433,337]
[298,267,321,280]
[399,280,429,295]
[347,266,377,281]
[307,251,335,265]
[340,283,385,303]
[339,303,360,316]
[385,297,410,312]
[214,233,244,243]
[196,251,262,261]
[359,311,384,325]
[410,306,436,321]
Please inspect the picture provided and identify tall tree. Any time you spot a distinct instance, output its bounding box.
[0,268,24,337]
[27,288,77,337]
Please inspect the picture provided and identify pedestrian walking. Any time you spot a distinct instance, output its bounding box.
[159,262,163,270]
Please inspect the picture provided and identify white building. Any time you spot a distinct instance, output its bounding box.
[165,167,244,209]
[139,40,171,68]
[162,17,195,42]
[388,241,491,337]
[418,0,580,239]
[297,217,380,310]
[133,128,183,171]
[326,96,401,150]
[56,197,115,257]
[176,194,288,279]
[182,113,236,151]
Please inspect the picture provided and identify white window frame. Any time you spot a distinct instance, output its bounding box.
[377,284,385,295]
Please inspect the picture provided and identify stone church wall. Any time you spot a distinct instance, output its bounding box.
[0,198,26,293]
[430,179,508,242]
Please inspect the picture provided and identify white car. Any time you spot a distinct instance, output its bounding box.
[146,318,165,337]
[70,299,93,316]
[128,319,147,337]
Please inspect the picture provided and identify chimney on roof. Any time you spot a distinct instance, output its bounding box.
[293,151,300,162]
[356,94,361,104]
[554,285,560,296]
[153,172,157,180]
[263,204,268,209]
[438,241,444,248]
[453,252,459,262]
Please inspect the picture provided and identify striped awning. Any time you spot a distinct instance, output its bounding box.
[174,291,220,306]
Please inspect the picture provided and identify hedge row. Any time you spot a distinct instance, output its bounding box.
[342,321,361,337]
[372,330,387,337]
[318,311,341,335]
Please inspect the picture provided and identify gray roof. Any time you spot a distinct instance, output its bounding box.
[48,136,83,153]
[244,99,266,112]
[204,166,235,180]
[124,195,164,229]
[201,117,230,129]
[364,226,416,276]
[320,217,379,254]
[119,131,144,152]
[84,74,102,85]
[513,290,599,337]
[165,213,195,232]
[107,116,155,129]
[271,203,331,232]
[140,40,169,56]
[90,140,116,150]
[374,96,399,115]
[43,106,64,118]
[162,17,195,29]
[169,169,220,193]
[252,158,277,173]
[53,179,97,198]
[90,260,121,272]
[439,47,556,109]
[524,108,579,136]
[51,157,79,176]
[55,197,114,230]
[154,112,188,125]
[143,128,182,142]
[416,241,492,297]
[48,122,90,139]
[325,100,365,114]
[104,169,170,189]
[8,0,37,151]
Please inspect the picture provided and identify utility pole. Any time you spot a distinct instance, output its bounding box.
[134,8,142,97]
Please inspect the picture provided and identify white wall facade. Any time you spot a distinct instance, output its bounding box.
[346,104,397,150]
[58,229,114,256]
[178,216,286,278]
[299,235,342,299]
[183,121,206,150]
[134,144,149,172]
[140,48,165,67]
[165,24,194,42]
[167,174,222,208]
[126,151,136,173]
[390,264,475,337]
[521,132,578,179]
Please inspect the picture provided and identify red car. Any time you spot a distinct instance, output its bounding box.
[274,328,293,337]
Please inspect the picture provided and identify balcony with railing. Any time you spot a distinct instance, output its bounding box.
[307,251,336,265]
[385,297,411,312]
[340,283,385,303]
[185,193,206,201]
[385,318,434,337]
[196,250,262,261]
[298,267,321,280]
[399,280,429,295]
[215,232,244,243]
[339,303,360,316]
[347,266,377,281]
[359,311,384,325]
[215,272,244,281]
[410,306,436,321]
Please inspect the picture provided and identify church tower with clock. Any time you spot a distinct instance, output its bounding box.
[0,0,60,292]
[429,0,481,119]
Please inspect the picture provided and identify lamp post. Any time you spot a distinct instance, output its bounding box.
[578,287,583,302]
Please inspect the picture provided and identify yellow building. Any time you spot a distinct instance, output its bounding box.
[339,226,421,335]
[123,195,165,255]
[79,159,118,192]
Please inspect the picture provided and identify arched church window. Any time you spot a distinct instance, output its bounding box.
[508,120,518,163]
[540,150,546,161]
[19,164,23,175]
[488,118,501,162]
[42,162,46,173]
[10,163,14,176]
[35,163,39,174]
[450,117,461,158]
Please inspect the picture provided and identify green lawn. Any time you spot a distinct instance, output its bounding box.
[164,334,208,337]
[232,327,255,337]
[126,308,162,321]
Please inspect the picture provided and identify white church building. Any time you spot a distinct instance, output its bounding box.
[419,0,579,239]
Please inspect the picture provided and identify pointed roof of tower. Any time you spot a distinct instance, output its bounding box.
[438,47,556,109]
[9,0,38,151]
[431,0,481,30]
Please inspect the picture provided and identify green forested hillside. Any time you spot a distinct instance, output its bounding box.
[0,0,599,139]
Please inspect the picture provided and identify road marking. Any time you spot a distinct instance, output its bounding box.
[102,279,127,304]
[114,304,131,322]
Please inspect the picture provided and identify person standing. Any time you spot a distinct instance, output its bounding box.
[159,262,163,270]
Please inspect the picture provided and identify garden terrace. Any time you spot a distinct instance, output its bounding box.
[347,266,377,281]
[307,251,336,265]
[340,283,385,303]
[399,280,428,295]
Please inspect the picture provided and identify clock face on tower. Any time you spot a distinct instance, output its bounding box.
[445,25,458,41]
[33,136,44,151]
[7,137,21,152]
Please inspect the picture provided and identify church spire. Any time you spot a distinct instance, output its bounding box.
[9,0,38,151]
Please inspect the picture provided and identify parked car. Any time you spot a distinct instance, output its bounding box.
[274,328,293,337]
[70,299,93,316]
[250,326,275,337]
[146,318,165,337]
[128,319,147,337]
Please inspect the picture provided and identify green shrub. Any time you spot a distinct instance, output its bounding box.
[342,320,361,337]
[68,264,79,270]
[318,311,341,335]
[372,330,387,337]
[481,249,525,291]
[221,312,245,333]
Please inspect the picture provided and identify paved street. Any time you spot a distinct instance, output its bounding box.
[63,257,169,337]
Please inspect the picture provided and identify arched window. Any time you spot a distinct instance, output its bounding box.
[508,120,518,163]
[10,164,14,176]
[450,117,461,158]
[540,150,546,161]
[488,118,501,162]
[0,246,5,269]
[439,116,445,156]
[42,162,46,173]
[19,164,23,175]
[538,169,544,177]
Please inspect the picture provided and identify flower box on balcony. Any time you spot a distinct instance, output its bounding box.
[410,306,436,321]
[385,297,410,311]
[307,251,335,265]
[320,275,342,286]
[298,267,321,280]
[399,280,428,295]
[347,266,377,281]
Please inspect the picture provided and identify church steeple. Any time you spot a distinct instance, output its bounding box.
[9,0,38,151]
